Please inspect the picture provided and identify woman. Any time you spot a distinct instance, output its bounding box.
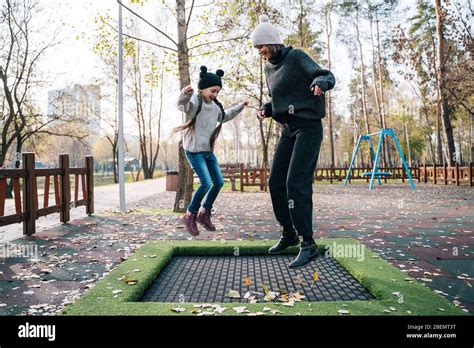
[252,15,335,268]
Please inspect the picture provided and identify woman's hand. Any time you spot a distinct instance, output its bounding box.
[257,109,266,122]
[311,85,324,96]
[182,85,194,94]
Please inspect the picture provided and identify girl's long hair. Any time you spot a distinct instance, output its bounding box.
[172,93,225,151]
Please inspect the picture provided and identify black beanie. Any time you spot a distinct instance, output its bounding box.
[198,65,224,89]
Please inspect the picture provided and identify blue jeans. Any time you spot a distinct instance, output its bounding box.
[185,150,224,214]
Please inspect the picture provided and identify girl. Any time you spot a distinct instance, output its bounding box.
[252,15,336,268]
[173,66,249,236]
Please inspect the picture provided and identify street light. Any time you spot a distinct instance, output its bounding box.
[117,1,126,212]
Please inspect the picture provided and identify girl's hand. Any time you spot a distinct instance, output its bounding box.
[182,85,194,94]
[241,100,249,108]
[311,85,324,96]
[257,109,266,122]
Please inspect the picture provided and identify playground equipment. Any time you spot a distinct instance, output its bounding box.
[344,128,415,190]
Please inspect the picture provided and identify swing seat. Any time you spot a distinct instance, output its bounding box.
[362,172,392,177]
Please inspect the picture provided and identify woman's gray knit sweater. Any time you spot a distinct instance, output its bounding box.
[262,46,335,123]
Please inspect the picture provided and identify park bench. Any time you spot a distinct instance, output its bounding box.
[240,165,268,192]
[219,163,242,191]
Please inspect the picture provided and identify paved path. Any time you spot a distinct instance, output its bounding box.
[0,177,166,243]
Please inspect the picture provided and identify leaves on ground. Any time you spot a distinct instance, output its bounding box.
[228,290,241,299]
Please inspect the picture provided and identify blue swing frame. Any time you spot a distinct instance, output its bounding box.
[344,128,415,190]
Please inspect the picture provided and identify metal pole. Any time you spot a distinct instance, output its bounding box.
[118,1,126,211]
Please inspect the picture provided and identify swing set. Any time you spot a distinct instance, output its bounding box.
[344,128,415,190]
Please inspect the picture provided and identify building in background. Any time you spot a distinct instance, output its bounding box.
[47,84,101,166]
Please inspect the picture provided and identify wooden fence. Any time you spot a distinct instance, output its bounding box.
[192,163,269,192]
[314,163,473,187]
[217,162,473,190]
[0,153,94,235]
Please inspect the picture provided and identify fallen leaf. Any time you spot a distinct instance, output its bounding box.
[233,306,249,314]
[264,291,278,301]
[244,277,253,286]
[338,309,350,315]
[120,275,139,285]
[228,290,241,299]
[290,292,305,302]
[212,305,227,314]
[172,307,186,313]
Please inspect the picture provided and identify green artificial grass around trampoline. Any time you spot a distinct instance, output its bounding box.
[61,239,467,316]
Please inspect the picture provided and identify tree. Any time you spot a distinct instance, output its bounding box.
[0,0,85,198]
[435,0,455,165]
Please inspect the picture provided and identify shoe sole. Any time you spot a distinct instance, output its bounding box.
[288,250,321,269]
[268,240,300,255]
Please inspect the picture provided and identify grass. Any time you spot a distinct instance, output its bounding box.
[61,239,468,316]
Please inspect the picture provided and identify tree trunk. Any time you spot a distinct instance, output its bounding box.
[174,0,193,213]
[355,12,370,138]
[435,0,455,165]
[6,132,22,199]
[436,99,443,164]
[404,123,412,167]
[375,12,392,167]
[325,5,335,168]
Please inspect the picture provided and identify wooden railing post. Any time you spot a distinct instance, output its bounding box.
[443,163,447,185]
[433,163,437,185]
[423,163,427,183]
[240,163,244,192]
[455,162,460,186]
[60,154,71,223]
[23,153,36,236]
[470,162,473,187]
[85,156,94,215]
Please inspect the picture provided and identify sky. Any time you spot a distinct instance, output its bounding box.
[34,0,416,139]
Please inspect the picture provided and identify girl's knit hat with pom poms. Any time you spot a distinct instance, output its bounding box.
[251,14,283,47]
[198,66,224,89]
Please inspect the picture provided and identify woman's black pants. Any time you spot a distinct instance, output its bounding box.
[268,118,323,240]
